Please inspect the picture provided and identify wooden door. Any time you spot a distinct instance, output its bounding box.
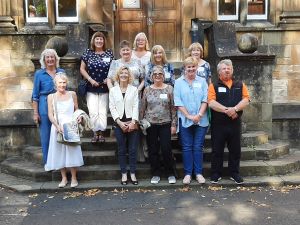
[114,0,181,61]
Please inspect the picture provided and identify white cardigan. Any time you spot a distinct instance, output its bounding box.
[109,84,139,121]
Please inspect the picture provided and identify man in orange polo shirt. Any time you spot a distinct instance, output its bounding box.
[208,59,250,184]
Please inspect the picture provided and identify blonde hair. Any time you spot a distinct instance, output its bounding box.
[133,32,150,51]
[150,45,168,65]
[90,32,107,51]
[113,66,134,84]
[187,42,204,58]
[183,56,198,67]
[54,72,68,87]
[39,49,60,69]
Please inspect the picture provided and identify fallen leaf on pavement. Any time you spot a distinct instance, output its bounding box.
[178,186,192,192]
[83,189,101,197]
[63,191,82,199]
[208,186,224,191]
[28,193,38,198]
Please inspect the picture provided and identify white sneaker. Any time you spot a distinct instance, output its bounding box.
[168,176,176,184]
[182,175,191,184]
[150,176,160,184]
[196,174,206,184]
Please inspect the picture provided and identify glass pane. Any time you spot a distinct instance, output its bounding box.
[122,0,141,9]
[219,0,237,15]
[28,0,47,17]
[248,0,265,15]
[57,0,77,17]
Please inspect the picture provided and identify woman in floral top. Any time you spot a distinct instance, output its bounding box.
[140,65,177,185]
[107,40,144,92]
[186,42,211,84]
[80,31,114,143]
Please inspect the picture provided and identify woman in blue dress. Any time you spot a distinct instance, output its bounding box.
[32,48,64,164]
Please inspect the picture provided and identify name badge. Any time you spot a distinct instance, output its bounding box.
[165,72,171,79]
[218,87,226,93]
[197,67,204,72]
[103,57,111,63]
[160,94,168,99]
[193,83,201,88]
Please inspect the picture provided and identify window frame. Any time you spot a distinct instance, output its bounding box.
[217,0,239,21]
[25,0,48,23]
[247,0,268,20]
[55,0,79,23]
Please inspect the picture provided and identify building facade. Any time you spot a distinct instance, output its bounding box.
[0,0,300,148]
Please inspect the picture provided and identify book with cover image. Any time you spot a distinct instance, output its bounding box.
[62,122,80,143]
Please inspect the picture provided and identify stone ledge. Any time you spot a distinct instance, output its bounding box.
[0,109,35,126]
[272,103,300,120]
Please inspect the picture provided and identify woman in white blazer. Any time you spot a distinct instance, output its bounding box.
[109,66,139,185]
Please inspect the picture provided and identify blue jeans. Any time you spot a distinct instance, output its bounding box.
[39,114,52,164]
[179,120,208,175]
[114,125,139,174]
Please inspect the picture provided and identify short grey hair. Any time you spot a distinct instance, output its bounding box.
[39,49,60,69]
[217,59,233,74]
[54,71,68,88]
[151,65,165,82]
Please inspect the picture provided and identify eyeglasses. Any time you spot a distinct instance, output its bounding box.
[153,73,164,76]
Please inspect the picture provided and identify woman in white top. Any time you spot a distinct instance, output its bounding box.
[131,32,151,67]
[45,72,84,188]
[109,66,139,185]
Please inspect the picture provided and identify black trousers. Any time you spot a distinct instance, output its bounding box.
[146,123,175,177]
[210,120,241,177]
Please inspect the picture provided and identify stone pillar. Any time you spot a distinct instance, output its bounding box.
[0,0,17,32]
[86,0,104,23]
[279,0,300,28]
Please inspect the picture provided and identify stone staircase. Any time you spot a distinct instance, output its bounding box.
[1,130,300,183]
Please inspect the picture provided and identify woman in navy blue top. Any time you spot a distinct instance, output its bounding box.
[144,45,175,87]
[32,49,64,164]
[80,32,114,142]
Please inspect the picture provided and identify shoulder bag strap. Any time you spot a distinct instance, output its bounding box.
[53,93,60,126]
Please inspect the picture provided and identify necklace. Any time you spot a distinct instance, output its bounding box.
[120,86,127,93]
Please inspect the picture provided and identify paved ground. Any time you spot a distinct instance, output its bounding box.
[1,185,300,225]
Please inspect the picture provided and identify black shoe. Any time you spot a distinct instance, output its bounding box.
[130,173,138,185]
[121,180,128,185]
[131,180,138,185]
[210,174,222,184]
[230,174,244,184]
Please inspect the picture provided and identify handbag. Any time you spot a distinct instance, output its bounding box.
[53,93,81,145]
[78,79,88,96]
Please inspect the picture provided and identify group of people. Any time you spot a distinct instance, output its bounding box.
[32,31,250,188]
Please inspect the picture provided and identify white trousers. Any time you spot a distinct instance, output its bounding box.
[86,92,108,132]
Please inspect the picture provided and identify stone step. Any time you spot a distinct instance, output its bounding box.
[23,140,289,165]
[1,150,300,182]
[175,140,290,162]
[79,131,269,151]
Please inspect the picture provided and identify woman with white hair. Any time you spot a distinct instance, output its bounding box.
[131,32,151,67]
[32,48,64,164]
[45,72,84,188]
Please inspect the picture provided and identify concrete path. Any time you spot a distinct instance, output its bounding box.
[1,171,300,193]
